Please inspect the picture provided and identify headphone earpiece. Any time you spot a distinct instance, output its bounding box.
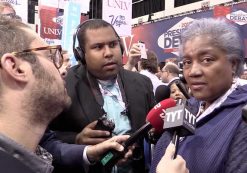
[73,19,124,65]
[73,21,88,65]
[120,42,124,55]
[73,46,85,64]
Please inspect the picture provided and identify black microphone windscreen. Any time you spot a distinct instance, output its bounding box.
[155,85,170,103]
[174,80,190,99]
[164,100,196,136]
[242,104,247,123]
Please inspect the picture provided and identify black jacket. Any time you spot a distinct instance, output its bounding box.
[50,65,156,173]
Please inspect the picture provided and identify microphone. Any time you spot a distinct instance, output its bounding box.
[242,104,247,123]
[155,85,170,103]
[173,80,190,99]
[100,98,177,169]
[163,99,196,158]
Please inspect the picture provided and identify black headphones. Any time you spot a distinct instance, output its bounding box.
[72,19,124,65]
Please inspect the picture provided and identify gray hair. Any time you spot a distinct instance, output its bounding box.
[179,18,244,76]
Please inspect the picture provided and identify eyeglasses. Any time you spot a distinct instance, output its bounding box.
[1,13,22,20]
[12,45,64,69]
[2,13,15,18]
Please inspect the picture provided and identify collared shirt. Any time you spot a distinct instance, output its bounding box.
[97,78,132,173]
[98,78,131,135]
[35,145,53,164]
[0,133,53,173]
[140,70,166,94]
[196,77,241,122]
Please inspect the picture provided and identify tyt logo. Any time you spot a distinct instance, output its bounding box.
[166,109,183,122]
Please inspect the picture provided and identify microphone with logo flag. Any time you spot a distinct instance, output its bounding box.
[155,85,171,103]
[163,99,196,159]
[173,80,190,99]
[242,103,247,123]
[99,98,177,170]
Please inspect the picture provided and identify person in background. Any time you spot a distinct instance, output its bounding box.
[138,50,166,94]
[161,62,189,99]
[50,19,156,173]
[169,82,186,101]
[59,50,72,77]
[125,43,165,94]
[155,61,166,79]
[160,62,180,85]
[150,18,247,173]
[0,2,22,20]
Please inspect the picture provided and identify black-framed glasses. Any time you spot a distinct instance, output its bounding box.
[12,45,64,69]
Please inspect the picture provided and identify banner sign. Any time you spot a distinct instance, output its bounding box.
[124,2,247,62]
[1,0,28,22]
[61,1,81,66]
[39,5,63,45]
[102,0,132,37]
[39,0,90,13]
[214,6,231,18]
[38,0,60,8]
[226,10,247,25]
[158,17,195,57]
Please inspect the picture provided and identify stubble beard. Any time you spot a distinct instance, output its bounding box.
[25,65,71,125]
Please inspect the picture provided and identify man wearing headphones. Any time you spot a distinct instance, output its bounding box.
[50,19,156,173]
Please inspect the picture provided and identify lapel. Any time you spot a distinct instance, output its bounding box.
[119,69,140,130]
[74,66,104,122]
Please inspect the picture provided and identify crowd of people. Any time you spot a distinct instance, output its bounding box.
[1,1,247,173]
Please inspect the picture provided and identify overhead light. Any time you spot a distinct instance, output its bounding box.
[132,0,144,5]
[138,18,143,24]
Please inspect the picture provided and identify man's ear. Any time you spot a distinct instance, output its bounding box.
[0,53,29,83]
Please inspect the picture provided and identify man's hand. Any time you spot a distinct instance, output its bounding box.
[156,143,189,173]
[86,135,131,163]
[116,145,135,165]
[75,121,111,145]
[123,43,141,71]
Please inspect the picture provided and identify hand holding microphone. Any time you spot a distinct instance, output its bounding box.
[156,143,189,173]
[164,99,196,158]
[99,98,177,169]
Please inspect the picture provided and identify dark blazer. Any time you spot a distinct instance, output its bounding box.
[40,130,85,172]
[0,150,35,173]
[50,64,156,173]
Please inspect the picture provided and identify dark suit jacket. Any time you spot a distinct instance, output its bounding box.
[40,130,85,172]
[50,65,156,173]
[0,150,35,173]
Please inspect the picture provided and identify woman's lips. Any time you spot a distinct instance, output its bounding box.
[190,82,206,90]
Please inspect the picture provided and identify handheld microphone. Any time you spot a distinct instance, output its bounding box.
[174,80,190,99]
[155,85,170,103]
[163,99,196,158]
[100,98,177,169]
[242,104,247,123]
